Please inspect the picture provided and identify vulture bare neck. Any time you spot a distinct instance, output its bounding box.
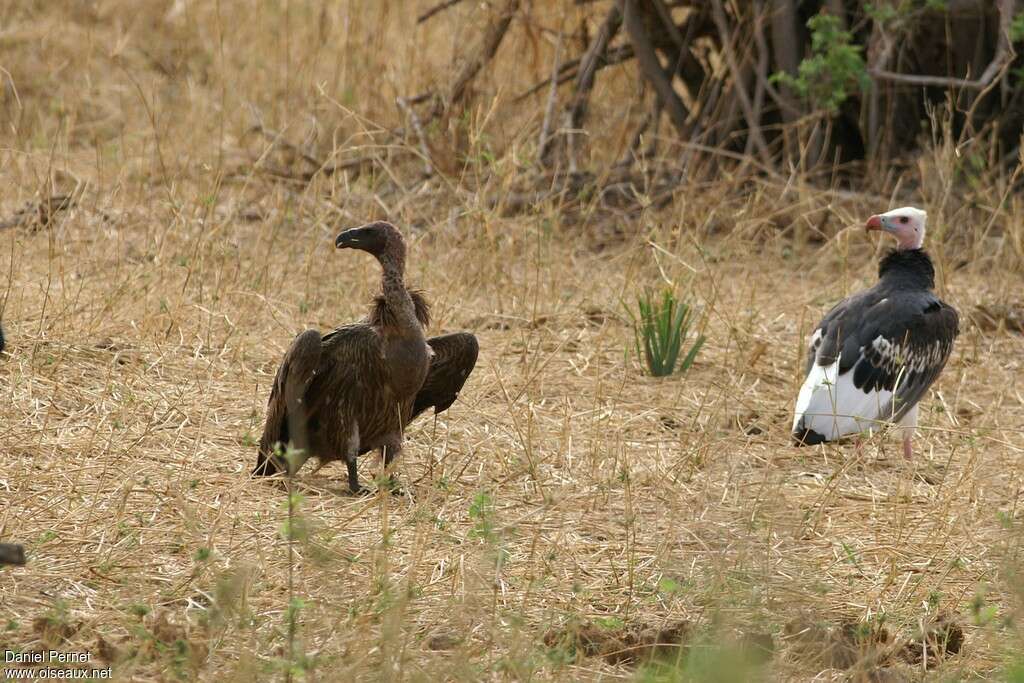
[378,260,424,332]
[374,261,430,398]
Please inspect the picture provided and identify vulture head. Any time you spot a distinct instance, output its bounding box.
[336,221,406,268]
[865,206,927,251]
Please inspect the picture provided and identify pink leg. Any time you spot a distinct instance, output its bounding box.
[902,436,913,459]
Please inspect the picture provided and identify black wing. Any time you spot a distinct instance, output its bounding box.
[411,333,479,421]
[254,329,322,475]
[848,296,959,420]
[810,288,958,420]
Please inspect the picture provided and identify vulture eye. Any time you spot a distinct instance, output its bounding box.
[899,216,909,224]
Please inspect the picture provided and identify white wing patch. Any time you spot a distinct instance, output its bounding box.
[807,327,823,351]
[871,334,947,374]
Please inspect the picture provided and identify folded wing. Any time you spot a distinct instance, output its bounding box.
[255,329,323,474]
[412,332,479,421]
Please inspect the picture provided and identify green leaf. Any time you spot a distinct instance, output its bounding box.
[627,287,706,377]
[772,13,868,113]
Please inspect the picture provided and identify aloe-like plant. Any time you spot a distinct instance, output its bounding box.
[629,288,706,377]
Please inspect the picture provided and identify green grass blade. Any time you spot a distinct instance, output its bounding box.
[679,334,706,372]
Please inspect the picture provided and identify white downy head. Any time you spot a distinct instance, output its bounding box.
[865,206,927,250]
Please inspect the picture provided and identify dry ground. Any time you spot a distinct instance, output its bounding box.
[2,2,1024,681]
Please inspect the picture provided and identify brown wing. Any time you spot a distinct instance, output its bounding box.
[307,324,394,456]
[254,329,322,475]
[411,333,479,421]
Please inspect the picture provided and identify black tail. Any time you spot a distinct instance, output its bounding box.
[792,426,828,446]
[0,323,5,353]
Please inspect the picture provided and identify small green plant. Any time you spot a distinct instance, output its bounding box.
[127,603,151,618]
[468,491,497,543]
[468,490,510,570]
[971,591,1000,626]
[594,616,625,630]
[772,13,870,113]
[629,288,706,377]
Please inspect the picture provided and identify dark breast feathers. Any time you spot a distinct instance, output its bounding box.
[792,250,959,444]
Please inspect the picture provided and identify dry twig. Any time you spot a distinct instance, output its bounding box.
[417,0,466,25]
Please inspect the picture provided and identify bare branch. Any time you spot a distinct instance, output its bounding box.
[710,0,773,165]
[396,97,434,177]
[446,0,521,111]
[751,1,802,119]
[865,22,892,157]
[514,45,634,103]
[769,0,801,125]
[539,34,564,165]
[417,0,466,25]
[620,0,689,136]
[569,6,623,129]
[747,1,770,158]
[651,0,685,48]
[869,0,1016,90]
[251,123,324,168]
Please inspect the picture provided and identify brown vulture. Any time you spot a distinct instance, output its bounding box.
[254,221,478,493]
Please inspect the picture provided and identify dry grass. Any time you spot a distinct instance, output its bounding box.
[2,2,1024,681]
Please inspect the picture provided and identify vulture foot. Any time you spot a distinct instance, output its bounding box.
[349,485,372,497]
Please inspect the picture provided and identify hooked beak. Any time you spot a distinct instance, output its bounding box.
[335,227,368,249]
[865,215,884,232]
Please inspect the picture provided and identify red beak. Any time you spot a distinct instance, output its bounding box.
[865,215,883,232]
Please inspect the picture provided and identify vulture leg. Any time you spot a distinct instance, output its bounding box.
[412,333,480,421]
[897,404,919,460]
[345,425,370,495]
[346,456,369,495]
